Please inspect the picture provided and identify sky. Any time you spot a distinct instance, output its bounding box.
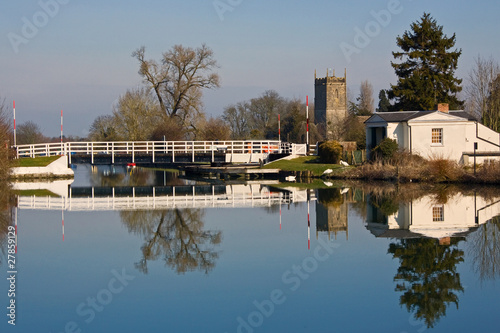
[1,0,499,138]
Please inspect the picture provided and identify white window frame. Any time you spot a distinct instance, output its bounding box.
[432,206,444,222]
[431,128,443,146]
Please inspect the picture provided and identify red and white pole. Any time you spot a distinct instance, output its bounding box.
[278,114,281,142]
[60,109,64,155]
[306,96,309,153]
[60,109,63,143]
[62,208,65,242]
[307,193,310,250]
[13,100,16,147]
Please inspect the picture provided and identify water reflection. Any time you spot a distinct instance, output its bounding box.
[120,208,222,274]
[316,188,349,240]
[468,216,500,281]
[8,169,500,331]
[363,185,500,328]
[0,179,14,266]
[89,165,184,187]
[389,237,464,328]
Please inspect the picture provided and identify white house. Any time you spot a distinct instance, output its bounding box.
[365,106,500,164]
[366,193,500,240]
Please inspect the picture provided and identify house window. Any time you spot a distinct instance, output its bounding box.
[432,128,443,144]
[432,206,444,222]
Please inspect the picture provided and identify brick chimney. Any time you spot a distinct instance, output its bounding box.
[437,103,449,113]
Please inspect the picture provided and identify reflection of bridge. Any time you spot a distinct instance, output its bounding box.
[15,140,307,164]
[17,184,315,211]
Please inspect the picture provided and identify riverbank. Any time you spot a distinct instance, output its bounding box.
[265,155,500,184]
[10,155,74,180]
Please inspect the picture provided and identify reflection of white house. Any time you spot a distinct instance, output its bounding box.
[366,194,500,239]
[365,106,500,164]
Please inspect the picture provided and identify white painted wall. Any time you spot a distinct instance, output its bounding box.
[386,194,500,239]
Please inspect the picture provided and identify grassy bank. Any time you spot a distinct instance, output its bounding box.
[263,156,347,177]
[14,156,60,167]
[265,154,500,184]
[336,154,500,184]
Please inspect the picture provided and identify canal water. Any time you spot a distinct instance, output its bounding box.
[1,165,499,332]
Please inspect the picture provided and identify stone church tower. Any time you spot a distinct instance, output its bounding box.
[314,69,347,140]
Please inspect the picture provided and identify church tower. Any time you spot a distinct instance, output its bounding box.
[314,69,347,140]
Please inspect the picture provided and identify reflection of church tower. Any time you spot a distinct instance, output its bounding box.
[314,69,347,140]
[316,190,349,240]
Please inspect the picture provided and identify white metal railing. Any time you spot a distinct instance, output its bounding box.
[15,140,285,163]
[17,187,316,211]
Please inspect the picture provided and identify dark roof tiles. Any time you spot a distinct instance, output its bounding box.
[366,110,477,123]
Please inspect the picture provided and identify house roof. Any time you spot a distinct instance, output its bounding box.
[365,110,477,123]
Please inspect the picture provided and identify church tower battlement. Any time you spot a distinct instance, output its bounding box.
[314,69,347,140]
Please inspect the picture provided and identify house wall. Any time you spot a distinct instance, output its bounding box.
[409,121,469,161]
[410,121,500,163]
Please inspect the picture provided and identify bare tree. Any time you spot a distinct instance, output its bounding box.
[132,44,220,133]
[465,55,500,120]
[120,209,222,275]
[16,121,46,144]
[88,115,120,141]
[201,117,231,141]
[484,74,500,132]
[357,80,374,115]
[112,87,162,141]
[249,90,286,138]
[468,218,500,282]
[0,97,12,181]
[222,102,251,139]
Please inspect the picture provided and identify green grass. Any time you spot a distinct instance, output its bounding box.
[263,156,348,177]
[12,189,60,197]
[15,156,61,167]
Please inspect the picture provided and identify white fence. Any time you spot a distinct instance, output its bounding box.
[17,186,315,212]
[15,140,296,164]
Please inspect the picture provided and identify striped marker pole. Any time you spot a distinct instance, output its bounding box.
[62,209,65,242]
[279,196,282,230]
[61,110,62,143]
[307,190,310,250]
[13,101,16,147]
[306,96,309,154]
[278,114,281,142]
[60,110,63,155]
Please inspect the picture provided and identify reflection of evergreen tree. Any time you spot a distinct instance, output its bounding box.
[120,208,222,274]
[388,238,464,328]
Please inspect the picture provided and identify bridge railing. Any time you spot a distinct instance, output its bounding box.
[15,140,287,162]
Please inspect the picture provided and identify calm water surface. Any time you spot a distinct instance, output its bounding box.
[1,165,499,333]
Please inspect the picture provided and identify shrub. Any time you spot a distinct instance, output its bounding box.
[318,141,343,164]
[427,158,463,182]
[371,138,399,161]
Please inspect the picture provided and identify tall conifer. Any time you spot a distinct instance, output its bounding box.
[388,13,463,111]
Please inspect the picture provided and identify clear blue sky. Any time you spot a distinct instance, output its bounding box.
[1,0,499,137]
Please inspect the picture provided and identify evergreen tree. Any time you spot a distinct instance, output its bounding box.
[388,13,464,111]
[376,90,391,112]
[389,238,465,328]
